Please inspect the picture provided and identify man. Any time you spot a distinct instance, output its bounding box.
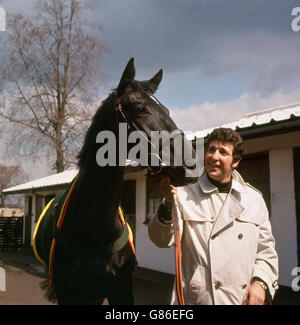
[148,128,279,305]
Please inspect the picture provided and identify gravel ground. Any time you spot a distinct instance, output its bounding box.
[0,247,172,305]
[0,247,299,306]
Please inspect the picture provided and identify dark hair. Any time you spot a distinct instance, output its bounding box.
[206,128,244,161]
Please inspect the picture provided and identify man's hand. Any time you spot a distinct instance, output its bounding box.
[160,176,177,204]
[242,281,266,305]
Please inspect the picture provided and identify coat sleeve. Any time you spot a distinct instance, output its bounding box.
[148,199,183,248]
[252,199,279,299]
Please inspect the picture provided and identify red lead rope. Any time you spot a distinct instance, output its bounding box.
[172,198,185,305]
[175,231,184,305]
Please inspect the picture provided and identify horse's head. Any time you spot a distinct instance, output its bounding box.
[115,58,200,187]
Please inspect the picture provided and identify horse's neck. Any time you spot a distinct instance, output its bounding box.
[66,100,125,244]
[79,165,124,206]
[78,103,123,219]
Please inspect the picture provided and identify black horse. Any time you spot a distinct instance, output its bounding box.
[33,58,198,305]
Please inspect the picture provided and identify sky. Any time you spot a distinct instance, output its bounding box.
[1,0,300,178]
[92,0,300,131]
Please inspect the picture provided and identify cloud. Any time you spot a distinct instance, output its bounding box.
[91,0,300,90]
[2,0,300,98]
[170,89,300,132]
[207,32,300,94]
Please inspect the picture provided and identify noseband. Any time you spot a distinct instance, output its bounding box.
[115,102,183,175]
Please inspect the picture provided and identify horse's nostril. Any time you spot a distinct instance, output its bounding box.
[147,153,163,175]
[148,165,162,173]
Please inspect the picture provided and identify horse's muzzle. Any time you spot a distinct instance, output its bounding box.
[148,128,200,187]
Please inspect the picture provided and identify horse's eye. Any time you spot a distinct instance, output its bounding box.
[136,106,145,113]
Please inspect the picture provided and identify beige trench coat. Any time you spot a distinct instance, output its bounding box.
[148,171,279,305]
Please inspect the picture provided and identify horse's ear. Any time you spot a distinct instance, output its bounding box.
[117,58,136,95]
[145,69,163,94]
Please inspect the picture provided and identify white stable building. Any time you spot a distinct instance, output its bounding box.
[4,102,300,290]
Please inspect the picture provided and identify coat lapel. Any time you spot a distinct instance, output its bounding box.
[211,192,245,238]
[198,170,247,237]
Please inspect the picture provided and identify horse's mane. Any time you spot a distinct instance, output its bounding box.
[77,81,151,170]
[77,91,117,169]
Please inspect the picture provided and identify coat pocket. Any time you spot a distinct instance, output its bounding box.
[188,265,212,305]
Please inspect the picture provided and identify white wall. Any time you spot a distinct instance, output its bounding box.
[269,148,298,287]
[244,131,300,287]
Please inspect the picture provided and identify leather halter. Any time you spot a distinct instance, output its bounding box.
[115,102,184,175]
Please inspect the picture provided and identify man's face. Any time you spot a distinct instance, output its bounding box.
[205,140,240,184]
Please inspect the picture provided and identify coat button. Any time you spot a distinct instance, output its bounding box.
[214,281,222,290]
[272,280,279,289]
[238,233,243,239]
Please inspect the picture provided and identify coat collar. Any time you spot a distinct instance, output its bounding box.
[197,170,247,237]
[198,169,247,194]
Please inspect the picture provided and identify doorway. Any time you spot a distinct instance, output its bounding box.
[237,152,271,213]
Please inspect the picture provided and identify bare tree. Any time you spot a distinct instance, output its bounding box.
[0,163,26,208]
[0,0,108,172]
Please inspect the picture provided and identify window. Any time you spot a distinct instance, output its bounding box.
[145,177,163,224]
